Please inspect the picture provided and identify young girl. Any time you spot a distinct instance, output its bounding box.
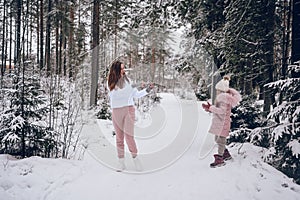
[202,75,241,168]
[107,60,152,171]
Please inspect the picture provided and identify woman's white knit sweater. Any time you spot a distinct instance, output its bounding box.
[108,81,148,109]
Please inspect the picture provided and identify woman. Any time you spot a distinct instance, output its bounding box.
[202,75,241,168]
[107,60,151,171]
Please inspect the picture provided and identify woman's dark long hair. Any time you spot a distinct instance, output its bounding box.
[107,61,129,91]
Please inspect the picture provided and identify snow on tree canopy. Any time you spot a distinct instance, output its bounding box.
[288,140,300,159]
[271,124,285,142]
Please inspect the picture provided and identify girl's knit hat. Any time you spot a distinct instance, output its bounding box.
[215,75,230,92]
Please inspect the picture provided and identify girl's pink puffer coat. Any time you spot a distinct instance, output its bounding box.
[208,88,241,137]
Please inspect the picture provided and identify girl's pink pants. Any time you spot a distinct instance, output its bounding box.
[112,106,137,158]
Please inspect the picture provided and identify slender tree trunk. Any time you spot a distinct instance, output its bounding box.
[100,5,105,85]
[45,0,53,130]
[37,0,40,65]
[59,20,63,75]
[4,12,8,74]
[63,33,67,76]
[55,2,59,75]
[40,0,44,70]
[114,0,119,58]
[282,0,292,79]
[278,0,292,105]
[62,3,67,77]
[52,0,61,141]
[291,0,300,64]
[69,5,74,79]
[151,47,156,82]
[8,4,12,73]
[90,0,100,106]
[0,0,7,110]
[16,0,22,68]
[21,57,26,158]
[263,1,276,117]
[46,0,52,76]
[1,0,6,76]
[29,2,33,63]
[26,0,29,60]
[162,54,165,87]
[244,60,253,95]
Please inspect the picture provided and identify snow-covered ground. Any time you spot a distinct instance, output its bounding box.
[1,93,300,200]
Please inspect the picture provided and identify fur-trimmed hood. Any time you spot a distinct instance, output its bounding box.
[216,88,241,107]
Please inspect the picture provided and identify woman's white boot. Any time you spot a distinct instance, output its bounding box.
[133,156,143,172]
[116,158,126,172]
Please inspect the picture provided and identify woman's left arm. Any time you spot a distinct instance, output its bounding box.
[132,88,148,99]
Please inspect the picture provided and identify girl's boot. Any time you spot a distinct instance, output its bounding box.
[210,154,226,168]
[223,149,232,161]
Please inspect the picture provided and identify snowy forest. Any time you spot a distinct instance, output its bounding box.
[0,0,299,185]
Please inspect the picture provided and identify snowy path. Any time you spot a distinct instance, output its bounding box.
[1,93,300,200]
[82,93,201,172]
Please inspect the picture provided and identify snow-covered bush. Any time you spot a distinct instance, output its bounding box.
[96,98,112,120]
[195,79,210,101]
[228,94,263,144]
[43,76,85,159]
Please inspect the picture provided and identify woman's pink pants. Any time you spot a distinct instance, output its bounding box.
[112,106,137,158]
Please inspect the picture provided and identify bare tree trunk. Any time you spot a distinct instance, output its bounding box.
[29,2,33,62]
[45,0,52,76]
[90,0,100,106]
[68,5,74,79]
[281,0,291,79]
[36,0,40,65]
[100,5,105,85]
[58,35,63,75]
[263,1,276,117]
[40,0,44,70]
[63,33,67,76]
[278,0,292,105]
[15,0,22,68]
[151,47,156,82]
[55,0,59,75]
[25,0,29,60]
[1,0,6,76]
[162,54,165,87]
[114,0,119,58]
[4,10,8,74]
[59,13,63,75]
[291,0,300,64]
[9,5,13,73]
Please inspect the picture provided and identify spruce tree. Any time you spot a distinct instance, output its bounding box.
[0,63,57,157]
[263,63,300,184]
